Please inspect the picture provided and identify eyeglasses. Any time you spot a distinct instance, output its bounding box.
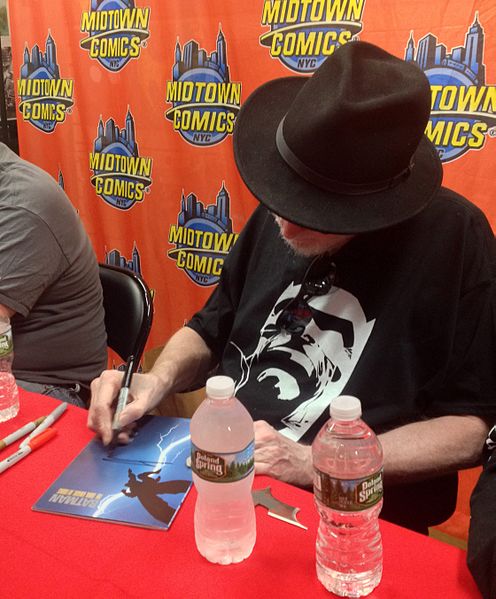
[276,257,336,334]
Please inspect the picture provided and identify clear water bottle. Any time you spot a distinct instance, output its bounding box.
[312,395,383,597]
[190,375,256,564]
[0,316,19,422]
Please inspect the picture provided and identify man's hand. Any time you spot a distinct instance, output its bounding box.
[87,369,165,445]
[254,420,313,487]
[88,328,215,446]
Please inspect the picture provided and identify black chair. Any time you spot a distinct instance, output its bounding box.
[99,263,154,363]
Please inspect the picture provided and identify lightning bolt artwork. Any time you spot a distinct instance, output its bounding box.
[33,415,192,530]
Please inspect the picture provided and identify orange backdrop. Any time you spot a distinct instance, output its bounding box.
[8,0,496,363]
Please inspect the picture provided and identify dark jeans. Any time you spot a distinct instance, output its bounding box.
[16,379,88,408]
[467,452,496,599]
[380,473,458,534]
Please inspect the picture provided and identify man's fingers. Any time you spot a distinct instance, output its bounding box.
[87,370,123,444]
[115,374,163,427]
[88,370,166,447]
[254,420,275,445]
[113,424,137,446]
[254,461,271,475]
[118,397,148,428]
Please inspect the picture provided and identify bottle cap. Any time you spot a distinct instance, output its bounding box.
[206,375,235,400]
[330,395,362,420]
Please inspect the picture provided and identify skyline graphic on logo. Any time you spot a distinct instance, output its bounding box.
[405,13,496,162]
[259,0,365,73]
[165,27,241,146]
[18,33,74,132]
[90,108,153,210]
[168,183,238,286]
[80,0,151,72]
[104,242,154,351]
[105,242,142,275]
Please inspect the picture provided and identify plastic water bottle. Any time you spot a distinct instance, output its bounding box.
[190,375,256,564]
[312,395,383,597]
[0,316,19,422]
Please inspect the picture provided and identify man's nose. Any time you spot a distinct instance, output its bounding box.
[278,218,304,240]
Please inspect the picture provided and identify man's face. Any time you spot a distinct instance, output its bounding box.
[274,215,354,257]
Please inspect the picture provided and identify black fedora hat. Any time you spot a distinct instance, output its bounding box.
[233,41,442,234]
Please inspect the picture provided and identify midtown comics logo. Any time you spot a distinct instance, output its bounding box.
[260,0,365,73]
[165,28,241,146]
[80,0,151,72]
[17,33,74,133]
[167,183,239,286]
[89,108,153,210]
[405,13,496,163]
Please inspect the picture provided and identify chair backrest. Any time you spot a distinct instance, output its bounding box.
[99,263,153,363]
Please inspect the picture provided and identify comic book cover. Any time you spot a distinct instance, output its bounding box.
[33,415,192,530]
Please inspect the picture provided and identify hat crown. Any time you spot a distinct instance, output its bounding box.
[233,40,442,234]
[282,42,432,186]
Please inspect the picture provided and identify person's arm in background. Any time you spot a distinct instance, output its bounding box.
[88,326,217,444]
[254,414,489,486]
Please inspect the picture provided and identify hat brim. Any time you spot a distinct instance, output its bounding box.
[234,77,442,234]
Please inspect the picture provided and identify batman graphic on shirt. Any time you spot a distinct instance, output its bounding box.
[232,280,375,441]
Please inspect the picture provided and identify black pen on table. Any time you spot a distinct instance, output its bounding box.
[111,354,136,441]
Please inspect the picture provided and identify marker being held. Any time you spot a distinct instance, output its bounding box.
[110,355,136,446]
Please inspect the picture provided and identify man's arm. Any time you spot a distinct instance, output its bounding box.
[378,415,489,483]
[88,326,216,444]
[254,415,489,487]
[147,325,217,398]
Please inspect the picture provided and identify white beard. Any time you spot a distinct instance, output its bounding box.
[273,214,354,257]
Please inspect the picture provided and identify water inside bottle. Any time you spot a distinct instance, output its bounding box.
[315,504,383,597]
[316,562,383,598]
[0,372,19,422]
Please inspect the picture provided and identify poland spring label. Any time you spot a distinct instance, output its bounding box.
[0,326,13,357]
[191,440,254,483]
[314,468,383,511]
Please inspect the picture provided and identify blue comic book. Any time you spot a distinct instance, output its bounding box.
[33,415,192,530]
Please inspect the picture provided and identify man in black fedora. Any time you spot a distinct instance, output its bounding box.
[88,41,496,532]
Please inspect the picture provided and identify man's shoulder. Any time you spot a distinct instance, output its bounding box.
[0,143,44,183]
[0,146,74,220]
[416,187,496,276]
[413,187,494,245]
[430,187,490,223]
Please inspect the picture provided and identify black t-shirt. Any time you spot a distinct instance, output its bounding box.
[188,188,496,529]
